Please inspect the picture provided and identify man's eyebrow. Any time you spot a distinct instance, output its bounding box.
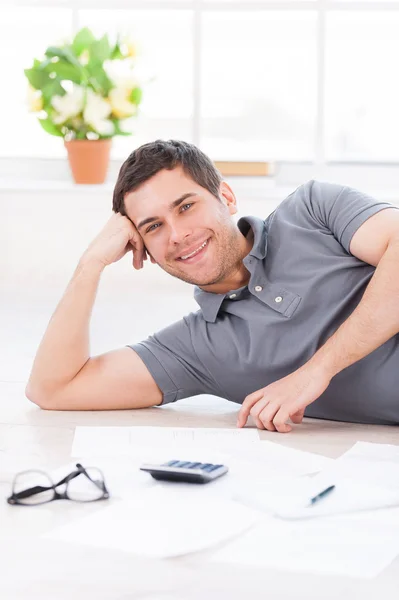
[137,192,199,231]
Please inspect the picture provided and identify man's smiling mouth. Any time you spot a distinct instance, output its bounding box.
[176,238,210,261]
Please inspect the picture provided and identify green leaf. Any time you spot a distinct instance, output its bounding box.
[110,119,132,137]
[45,46,81,69]
[41,79,66,104]
[24,67,50,90]
[37,117,64,137]
[86,61,113,95]
[110,43,124,60]
[72,27,95,56]
[37,58,54,73]
[129,87,142,105]
[89,35,111,63]
[46,61,83,84]
[75,128,88,140]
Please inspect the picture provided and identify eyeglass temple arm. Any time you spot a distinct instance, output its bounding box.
[52,464,107,493]
[53,470,81,488]
[11,484,53,500]
[13,469,84,499]
[75,463,108,492]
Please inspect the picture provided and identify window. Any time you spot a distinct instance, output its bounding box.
[77,8,194,159]
[200,10,317,160]
[1,0,398,177]
[325,9,399,161]
[0,6,73,158]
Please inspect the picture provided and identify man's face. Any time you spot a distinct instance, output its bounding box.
[124,166,243,288]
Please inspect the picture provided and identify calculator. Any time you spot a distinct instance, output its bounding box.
[139,460,228,484]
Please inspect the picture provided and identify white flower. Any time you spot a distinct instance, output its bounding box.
[109,86,137,119]
[27,85,43,113]
[51,85,85,124]
[121,35,139,58]
[83,88,114,136]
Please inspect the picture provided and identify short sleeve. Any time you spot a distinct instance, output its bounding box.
[301,180,397,253]
[127,317,220,405]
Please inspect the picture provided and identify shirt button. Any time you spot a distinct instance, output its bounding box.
[254,285,263,292]
[229,294,237,299]
[275,296,283,303]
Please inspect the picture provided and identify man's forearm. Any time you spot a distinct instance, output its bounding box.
[26,257,105,399]
[308,235,399,378]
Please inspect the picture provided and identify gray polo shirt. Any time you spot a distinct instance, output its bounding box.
[129,180,399,425]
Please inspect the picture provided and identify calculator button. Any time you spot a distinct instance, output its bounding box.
[199,463,212,470]
[177,461,191,467]
[208,465,220,471]
[164,460,180,466]
[188,462,201,469]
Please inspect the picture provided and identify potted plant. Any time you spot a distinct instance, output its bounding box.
[24,27,143,184]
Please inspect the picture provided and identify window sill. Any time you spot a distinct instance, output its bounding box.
[0,178,116,193]
[0,176,290,201]
[1,177,399,205]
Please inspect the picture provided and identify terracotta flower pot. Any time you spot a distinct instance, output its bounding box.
[64,139,112,184]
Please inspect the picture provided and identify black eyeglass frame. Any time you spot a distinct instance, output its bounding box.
[7,463,110,506]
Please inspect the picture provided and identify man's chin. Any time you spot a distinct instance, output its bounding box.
[161,263,220,287]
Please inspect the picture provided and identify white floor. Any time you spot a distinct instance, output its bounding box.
[1,186,399,599]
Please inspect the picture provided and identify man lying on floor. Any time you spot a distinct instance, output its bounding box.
[26,139,399,433]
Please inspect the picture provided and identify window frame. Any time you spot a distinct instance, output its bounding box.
[2,0,399,189]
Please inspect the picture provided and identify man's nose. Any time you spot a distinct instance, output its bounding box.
[169,224,193,245]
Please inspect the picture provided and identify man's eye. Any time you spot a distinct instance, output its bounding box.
[146,202,194,233]
[147,223,159,233]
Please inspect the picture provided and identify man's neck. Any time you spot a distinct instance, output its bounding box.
[199,228,254,295]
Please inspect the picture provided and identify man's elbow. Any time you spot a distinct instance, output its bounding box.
[25,383,56,410]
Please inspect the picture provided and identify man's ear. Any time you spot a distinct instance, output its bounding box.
[219,181,238,215]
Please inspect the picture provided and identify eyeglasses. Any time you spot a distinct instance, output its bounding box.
[7,463,110,506]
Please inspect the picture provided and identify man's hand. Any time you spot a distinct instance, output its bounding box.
[81,213,154,270]
[236,366,332,433]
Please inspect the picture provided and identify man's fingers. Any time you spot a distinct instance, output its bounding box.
[250,398,269,431]
[258,405,278,431]
[259,402,293,433]
[131,242,146,270]
[290,409,305,424]
[272,407,292,433]
[250,407,266,430]
[237,390,264,427]
[253,416,266,430]
[132,249,142,270]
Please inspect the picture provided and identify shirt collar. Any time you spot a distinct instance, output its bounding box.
[237,214,268,260]
[193,215,268,323]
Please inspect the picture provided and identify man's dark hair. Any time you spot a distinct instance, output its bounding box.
[112,139,223,216]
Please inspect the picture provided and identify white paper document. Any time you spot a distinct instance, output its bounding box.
[44,485,261,558]
[322,441,399,491]
[233,474,399,520]
[209,510,399,578]
[71,426,260,458]
[228,440,332,477]
[72,427,331,479]
[71,427,335,501]
[232,441,399,520]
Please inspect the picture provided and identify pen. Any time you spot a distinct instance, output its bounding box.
[309,484,335,506]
